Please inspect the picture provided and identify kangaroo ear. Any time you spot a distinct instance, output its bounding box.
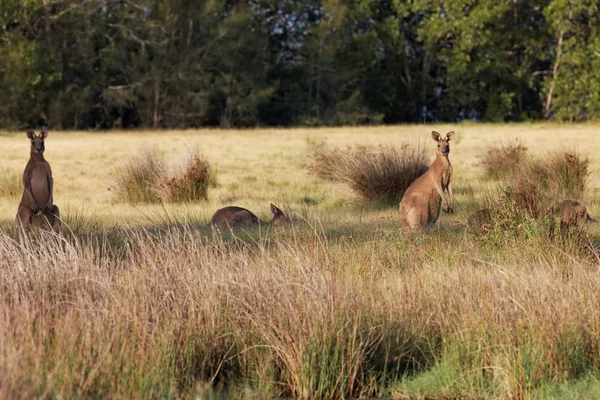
[26,129,35,140]
[445,131,455,141]
[270,203,283,216]
[431,131,442,142]
[41,128,49,139]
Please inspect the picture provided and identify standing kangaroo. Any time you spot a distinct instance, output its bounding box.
[15,129,61,233]
[210,203,289,230]
[400,131,455,231]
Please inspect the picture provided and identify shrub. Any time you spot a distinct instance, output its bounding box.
[308,146,343,181]
[529,150,589,199]
[309,144,429,206]
[0,168,21,197]
[112,147,166,204]
[162,150,216,203]
[507,171,547,219]
[478,140,528,179]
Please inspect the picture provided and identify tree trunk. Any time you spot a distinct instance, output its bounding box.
[153,81,160,129]
[544,31,563,118]
[545,4,573,118]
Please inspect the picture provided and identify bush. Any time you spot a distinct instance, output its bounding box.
[478,140,528,179]
[112,147,216,204]
[0,168,22,197]
[112,147,167,204]
[309,144,429,206]
[308,146,343,181]
[162,150,216,203]
[529,150,589,199]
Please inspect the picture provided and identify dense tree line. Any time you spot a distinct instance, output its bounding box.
[0,0,598,129]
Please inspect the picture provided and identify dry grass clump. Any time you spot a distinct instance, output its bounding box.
[472,148,590,240]
[112,147,216,204]
[478,139,528,179]
[480,142,589,199]
[529,150,589,199]
[162,150,216,202]
[112,147,166,204]
[309,144,428,205]
[0,168,22,197]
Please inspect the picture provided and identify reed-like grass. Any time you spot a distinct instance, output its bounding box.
[309,143,428,206]
[1,222,598,399]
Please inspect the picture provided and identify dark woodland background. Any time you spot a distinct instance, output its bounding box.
[0,0,598,129]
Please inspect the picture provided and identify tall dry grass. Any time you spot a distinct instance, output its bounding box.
[112,147,216,204]
[111,147,167,204]
[162,149,216,203]
[309,144,428,206]
[478,140,528,179]
[1,225,599,399]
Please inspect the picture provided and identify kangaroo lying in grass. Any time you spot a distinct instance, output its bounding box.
[15,129,61,233]
[210,203,290,230]
[400,131,455,231]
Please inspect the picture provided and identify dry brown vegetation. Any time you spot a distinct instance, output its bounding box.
[309,143,428,205]
[162,149,216,202]
[112,147,216,204]
[1,226,599,399]
[1,125,599,399]
[470,147,592,242]
[478,139,529,179]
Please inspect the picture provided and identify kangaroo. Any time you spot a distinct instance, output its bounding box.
[400,131,455,231]
[15,129,61,233]
[210,203,290,230]
[550,199,596,235]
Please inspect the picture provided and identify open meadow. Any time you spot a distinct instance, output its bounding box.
[1,124,600,398]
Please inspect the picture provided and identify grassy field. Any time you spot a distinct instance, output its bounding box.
[1,124,600,399]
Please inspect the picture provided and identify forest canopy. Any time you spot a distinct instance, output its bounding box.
[0,0,598,129]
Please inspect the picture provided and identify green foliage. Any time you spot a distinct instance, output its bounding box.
[1,0,599,127]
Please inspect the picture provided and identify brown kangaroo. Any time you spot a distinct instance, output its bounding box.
[15,129,61,233]
[210,203,290,230]
[550,199,596,235]
[400,131,455,231]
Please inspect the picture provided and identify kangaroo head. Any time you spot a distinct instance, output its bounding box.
[27,128,48,154]
[270,203,291,226]
[431,131,455,156]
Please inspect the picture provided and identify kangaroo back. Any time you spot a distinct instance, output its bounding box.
[210,206,260,229]
[209,203,289,230]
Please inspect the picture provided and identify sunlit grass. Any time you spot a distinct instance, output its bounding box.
[0,124,599,398]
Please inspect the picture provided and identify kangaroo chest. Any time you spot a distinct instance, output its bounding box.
[441,164,452,189]
[29,162,51,204]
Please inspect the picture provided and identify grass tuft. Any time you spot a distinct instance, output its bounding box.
[112,147,216,204]
[478,139,528,179]
[112,147,166,204]
[162,149,216,203]
[309,144,428,206]
[529,150,589,199]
